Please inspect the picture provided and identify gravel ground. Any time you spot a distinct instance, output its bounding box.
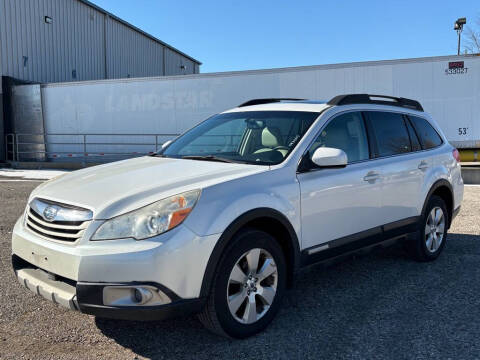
[0,180,479,360]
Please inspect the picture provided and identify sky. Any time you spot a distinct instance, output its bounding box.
[91,0,479,74]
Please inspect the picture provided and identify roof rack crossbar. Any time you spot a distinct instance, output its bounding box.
[327,94,423,112]
[238,98,305,107]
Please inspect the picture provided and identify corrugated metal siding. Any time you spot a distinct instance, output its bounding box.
[0,0,199,82]
[0,0,106,83]
[165,47,195,76]
[105,17,164,79]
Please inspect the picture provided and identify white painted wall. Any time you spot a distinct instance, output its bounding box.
[39,55,480,158]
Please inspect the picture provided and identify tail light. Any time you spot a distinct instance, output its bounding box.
[452,148,460,162]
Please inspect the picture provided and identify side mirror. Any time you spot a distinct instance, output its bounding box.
[311,147,348,168]
[161,140,173,149]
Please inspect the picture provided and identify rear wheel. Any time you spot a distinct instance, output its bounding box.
[407,195,448,262]
[198,228,286,338]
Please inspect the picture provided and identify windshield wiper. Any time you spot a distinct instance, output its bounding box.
[181,155,241,163]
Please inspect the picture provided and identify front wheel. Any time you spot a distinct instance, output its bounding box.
[407,195,448,262]
[198,228,286,338]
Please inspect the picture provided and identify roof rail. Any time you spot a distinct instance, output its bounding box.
[238,98,304,107]
[327,94,423,112]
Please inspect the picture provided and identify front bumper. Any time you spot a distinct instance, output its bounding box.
[12,255,205,321]
[12,217,220,299]
[11,216,221,319]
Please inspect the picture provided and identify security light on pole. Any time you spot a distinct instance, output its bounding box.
[454,17,467,55]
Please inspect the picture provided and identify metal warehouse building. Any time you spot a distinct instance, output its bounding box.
[0,0,200,161]
[0,0,201,83]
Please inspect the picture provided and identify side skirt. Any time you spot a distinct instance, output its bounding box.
[300,216,419,267]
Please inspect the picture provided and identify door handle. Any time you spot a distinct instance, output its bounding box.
[418,161,429,170]
[363,171,380,182]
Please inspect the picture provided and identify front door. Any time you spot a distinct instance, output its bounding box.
[297,111,383,250]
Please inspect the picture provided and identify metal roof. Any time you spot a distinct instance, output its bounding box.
[79,0,201,65]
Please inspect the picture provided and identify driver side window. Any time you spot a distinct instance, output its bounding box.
[308,112,370,163]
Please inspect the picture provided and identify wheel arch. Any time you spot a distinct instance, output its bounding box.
[421,179,454,228]
[199,208,301,298]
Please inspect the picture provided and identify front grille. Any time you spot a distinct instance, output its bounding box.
[25,204,91,243]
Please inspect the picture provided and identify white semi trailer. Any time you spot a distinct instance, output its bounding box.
[13,54,480,161]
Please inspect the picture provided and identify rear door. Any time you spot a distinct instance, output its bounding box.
[364,111,425,230]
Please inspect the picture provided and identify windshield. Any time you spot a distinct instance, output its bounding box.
[160,111,319,165]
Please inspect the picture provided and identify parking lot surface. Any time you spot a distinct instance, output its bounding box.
[0,179,479,360]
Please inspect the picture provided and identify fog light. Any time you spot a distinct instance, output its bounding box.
[133,288,143,303]
[103,285,171,306]
[132,287,153,305]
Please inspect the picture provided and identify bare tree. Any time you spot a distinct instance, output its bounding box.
[464,16,480,54]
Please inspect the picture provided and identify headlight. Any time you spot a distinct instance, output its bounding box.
[91,190,201,241]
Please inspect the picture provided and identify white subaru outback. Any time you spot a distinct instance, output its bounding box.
[12,94,463,338]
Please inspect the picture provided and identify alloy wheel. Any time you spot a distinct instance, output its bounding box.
[425,206,445,253]
[226,248,278,324]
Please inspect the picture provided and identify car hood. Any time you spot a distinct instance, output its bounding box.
[30,156,268,219]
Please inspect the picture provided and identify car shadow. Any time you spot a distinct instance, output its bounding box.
[95,232,480,359]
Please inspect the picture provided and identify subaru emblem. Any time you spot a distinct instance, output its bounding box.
[43,206,58,222]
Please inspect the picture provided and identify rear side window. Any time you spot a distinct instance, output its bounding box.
[409,116,443,149]
[405,118,422,151]
[366,111,411,157]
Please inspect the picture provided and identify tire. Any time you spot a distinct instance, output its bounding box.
[198,228,286,338]
[406,195,448,262]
